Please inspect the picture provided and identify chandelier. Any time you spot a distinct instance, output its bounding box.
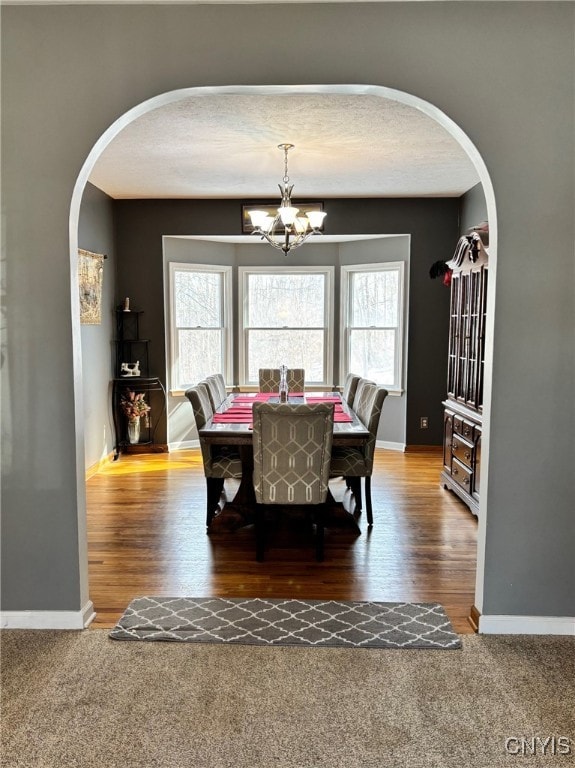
[247,144,327,255]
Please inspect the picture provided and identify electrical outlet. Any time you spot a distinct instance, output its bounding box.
[420,417,429,429]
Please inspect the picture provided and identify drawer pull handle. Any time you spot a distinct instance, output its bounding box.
[453,468,458,475]
[464,451,471,461]
[452,441,458,450]
[463,477,470,486]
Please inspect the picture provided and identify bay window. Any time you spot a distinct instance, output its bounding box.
[341,262,405,391]
[239,267,334,386]
[169,263,232,390]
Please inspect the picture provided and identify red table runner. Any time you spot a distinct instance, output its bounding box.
[213,407,352,423]
[212,414,253,423]
[213,391,350,423]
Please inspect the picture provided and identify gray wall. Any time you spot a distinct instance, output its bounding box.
[78,183,116,470]
[164,235,409,449]
[460,183,488,235]
[2,3,573,621]
[115,197,457,446]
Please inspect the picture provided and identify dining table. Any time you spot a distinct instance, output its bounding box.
[199,391,370,532]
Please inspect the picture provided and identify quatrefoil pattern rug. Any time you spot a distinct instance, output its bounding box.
[109,597,461,649]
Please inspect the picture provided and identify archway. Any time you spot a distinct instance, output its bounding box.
[70,84,497,623]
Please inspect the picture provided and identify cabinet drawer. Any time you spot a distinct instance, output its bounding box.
[451,434,474,468]
[451,457,473,493]
[453,415,474,441]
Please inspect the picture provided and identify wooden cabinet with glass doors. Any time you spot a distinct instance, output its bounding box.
[441,231,488,517]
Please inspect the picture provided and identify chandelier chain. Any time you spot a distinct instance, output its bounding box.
[280,143,292,185]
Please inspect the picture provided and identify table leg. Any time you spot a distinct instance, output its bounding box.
[209,445,256,532]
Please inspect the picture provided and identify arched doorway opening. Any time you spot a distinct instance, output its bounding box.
[70,84,497,623]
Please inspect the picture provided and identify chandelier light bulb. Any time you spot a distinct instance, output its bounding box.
[248,210,270,229]
[279,206,299,226]
[306,210,327,230]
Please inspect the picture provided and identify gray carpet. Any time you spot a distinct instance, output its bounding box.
[2,630,574,768]
[109,596,462,649]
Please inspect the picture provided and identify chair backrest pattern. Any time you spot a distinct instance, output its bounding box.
[342,373,361,406]
[258,368,305,393]
[203,376,222,411]
[185,383,214,471]
[252,402,334,505]
[211,373,227,403]
[352,378,377,413]
[354,383,389,472]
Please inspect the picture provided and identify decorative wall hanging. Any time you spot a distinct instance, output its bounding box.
[78,249,105,324]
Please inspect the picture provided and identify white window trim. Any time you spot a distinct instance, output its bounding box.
[238,265,335,387]
[168,262,233,393]
[340,261,405,394]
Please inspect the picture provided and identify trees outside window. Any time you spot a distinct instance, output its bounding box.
[168,261,404,392]
[341,263,405,391]
[239,267,334,386]
[169,263,232,390]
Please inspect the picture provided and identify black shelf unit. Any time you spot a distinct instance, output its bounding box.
[112,376,166,459]
[114,309,149,378]
[112,308,167,458]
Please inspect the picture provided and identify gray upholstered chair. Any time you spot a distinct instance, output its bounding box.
[352,377,376,411]
[204,374,227,412]
[341,373,361,407]
[329,383,388,527]
[199,376,220,413]
[337,376,374,484]
[258,368,305,393]
[185,383,243,529]
[251,402,334,562]
[210,373,227,404]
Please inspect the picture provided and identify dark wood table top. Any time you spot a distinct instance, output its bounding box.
[199,391,369,446]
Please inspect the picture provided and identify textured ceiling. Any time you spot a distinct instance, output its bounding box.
[89,93,480,199]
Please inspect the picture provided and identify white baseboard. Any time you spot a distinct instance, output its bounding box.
[169,439,199,451]
[376,440,405,452]
[479,614,575,636]
[85,451,115,480]
[0,600,96,630]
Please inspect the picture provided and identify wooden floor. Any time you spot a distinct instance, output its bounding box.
[86,447,478,634]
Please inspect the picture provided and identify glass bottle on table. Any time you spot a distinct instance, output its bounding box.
[279,364,289,403]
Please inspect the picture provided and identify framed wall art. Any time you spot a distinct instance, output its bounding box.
[78,248,105,325]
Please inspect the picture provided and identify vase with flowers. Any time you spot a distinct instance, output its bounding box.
[120,389,151,444]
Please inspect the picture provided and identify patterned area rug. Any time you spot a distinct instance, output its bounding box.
[109,597,461,649]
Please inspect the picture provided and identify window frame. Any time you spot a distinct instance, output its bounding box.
[238,265,335,387]
[168,261,233,393]
[340,261,405,393]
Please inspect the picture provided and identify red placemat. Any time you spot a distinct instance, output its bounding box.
[334,412,352,422]
[222,405,253,410]
[214,413,350,423]
[212,413,252,423]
